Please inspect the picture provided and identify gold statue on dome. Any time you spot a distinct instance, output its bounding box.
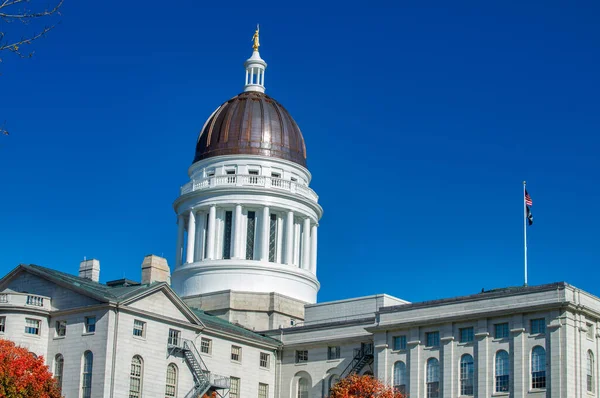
[252,24,260,51]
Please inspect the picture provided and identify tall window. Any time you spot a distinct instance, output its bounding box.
[426,331,440,347]
[393,361,407,394]
[55,320,67,337]
[459,327,474,343]
[531,346,546,389]
[248,170,259,184]
[327,346,340,360]
[226,169,236,183]
[129,356,143,398]
[328,375,340,392]
[246,211,256,260]
[231,345,242,362]
[223,210,233,259]
[168,329,180,346]
[25,318,40,335]
[230,377,240,398]
[133,320,145,338]
[588,350,595,393]
[296,350,308,363]
[460,354,474,395]
[0,316,5,333]
[268,214,277,262]
[298,378,309,398]
[426,358,440,398]
[588,324,595,340]
[200,338,212,355]
[531,318,546,334]
[165,364,178,398]
[393,335,407,350]
[85,316,96,333]
[82,351,93,398]
[495,323,509,339]
[495,350,509,392]
[54,354,64,391]
[258,383,269,398]
[260,352,270,368]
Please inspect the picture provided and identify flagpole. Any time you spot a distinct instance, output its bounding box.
[523,181,528,286]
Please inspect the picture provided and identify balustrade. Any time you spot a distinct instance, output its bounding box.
[0,292,50,310]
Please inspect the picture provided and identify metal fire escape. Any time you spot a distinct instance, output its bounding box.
[340,343,374,379]
[168,338,230,398]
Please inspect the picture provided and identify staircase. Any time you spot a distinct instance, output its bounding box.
[340,343,374,379]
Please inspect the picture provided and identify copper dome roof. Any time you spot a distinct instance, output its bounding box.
[194,91,307,167]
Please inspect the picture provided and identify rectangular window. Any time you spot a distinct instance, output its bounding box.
[459,327,474,343]
[268,214,277,262]
[425,331,440,347]
[0,316,5,333]
[327,346,341,360]
[168,329,180,346]
[587,323,595,340]
[231,345,242,362]
[531,318,546,334]
[249,170,259,184]
[85,316,96,333]
[271,172,282,187]
[246,211,256,260]
[226,169,236,183]
[258,383,269,398]
[200,337,212,354]
[223,211,233,259]
[25,318,40,335]
[494,323,509,339]
[393,335,407,350]
[260,352,270,368]
[230,377,240,398]
[133,320,145,338]
[55,320,67,337]
[296,350,308,363]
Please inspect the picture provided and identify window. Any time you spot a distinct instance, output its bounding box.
[223,210,233,259]
[82,351,93,398]
[246,211,256,260]
[165,364,178,398]
[393,335,407,350]
[460,354,474,395]
[54,354,64,391]
[327,346,341,360]
[226,169,236,183]
[260,352,270,368]
[25,318,40,335]
[296,350,308,363]
[588,323,595,340]
[206,169,215,177]
[258,383,269,398]
[426,358,440,398]
[531,346,546,389]
[393,361,407,394]
[55,320,66,337]
[200,338,212,355]
[298,378,309,398]
[495,350,509,392]
[495,323,509,339]
[459,327,474,343]
[268,214,277,262]
[531,318,546,334]
[129,355,143,398]
[0,316,5,333]
[588,351,595,393]
[271,172,282,187]
[230,377,240,398]
[133,320,145,338]
[249,170,259,184]
[328,375,340,392]
[426,331,440,347]
[231,345,242,362]
[85,316,96,333]
[168,329,180,346]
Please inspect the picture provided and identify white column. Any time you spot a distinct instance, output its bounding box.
[261,70,265,86]
[194,212,206,262]
[232,204,242,259]
[175,214,184,267]
[285,211,294,265]
[185,210,196,264]
[260,206,270,261]
[302,218,311,269]
[245,70,249,85]
[310,223,318,274]
[206,205,216,260]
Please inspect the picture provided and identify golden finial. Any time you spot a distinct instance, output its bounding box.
[252,24,260,51]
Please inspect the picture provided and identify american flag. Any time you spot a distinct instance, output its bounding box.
[525,190,533,206]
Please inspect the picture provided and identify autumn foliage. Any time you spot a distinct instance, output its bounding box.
[329,374,405,398]
[0,339,62,398]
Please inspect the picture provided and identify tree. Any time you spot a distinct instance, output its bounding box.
[0,339,62,398]
[329,374,405,398]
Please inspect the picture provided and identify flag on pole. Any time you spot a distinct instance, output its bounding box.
[525,190,533,206]
[526,206,533,225]
[525,189,533,225]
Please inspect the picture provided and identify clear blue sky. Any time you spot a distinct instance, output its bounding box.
[1,1,599,304]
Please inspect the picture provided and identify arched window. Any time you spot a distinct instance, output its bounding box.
[460,354,474,395]
[426,358,440,398]
[531,346,546,389]
[129,355,143,398]
[495,350,510,392]
[54,354,64,391]
[82,351,93,398]
[165,363,178,398]
[328,374,340,393]
[393,361,407,394]
[298,378,309,398]
[588,351,595,393]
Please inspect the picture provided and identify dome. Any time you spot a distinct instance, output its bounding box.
[194,91,307,167]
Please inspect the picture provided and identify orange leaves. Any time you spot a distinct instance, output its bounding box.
[329,374,405,398]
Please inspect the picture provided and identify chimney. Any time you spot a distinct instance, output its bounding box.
[141,255,171,285]
[79,259,100,282]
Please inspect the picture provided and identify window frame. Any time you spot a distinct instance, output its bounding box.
[495,350,510,393]
[494,322,509,339]
[230,377,241,398]
[393,335,407,350]
[82,351,93,398]
[531,346,546,390]
[129,355,143,398]
[425,331,440,348]
[393,361,407,394]
[459,327,474,343]
[55,320,67,337]
[231,345,242,362]
[165,363,178,398]
[588,350,595,393]
[260,352,270,368]
[54,354,64,391]
[84,316,96,334]
[132,319,145,338]
[200,337,212,355]
[459,354,475,396]
[426,357,440,398]
[530,318,546,335]
[588,323,595,340]
[25,318,41,335]
[168,329,181,346]
[0,316,6,333]
[296,350,308,363]
[327,346,341,360]
[298,378,309,398]
[258,382,269,398]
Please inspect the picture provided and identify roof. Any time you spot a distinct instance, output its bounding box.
[190,308,281,347]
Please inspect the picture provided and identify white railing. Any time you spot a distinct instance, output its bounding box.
[180,174,319,202]
[0,292,51,310]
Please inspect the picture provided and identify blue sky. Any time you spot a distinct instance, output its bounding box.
[1,1,599,304]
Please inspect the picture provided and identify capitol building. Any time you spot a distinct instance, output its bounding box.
[1,32,599,398]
